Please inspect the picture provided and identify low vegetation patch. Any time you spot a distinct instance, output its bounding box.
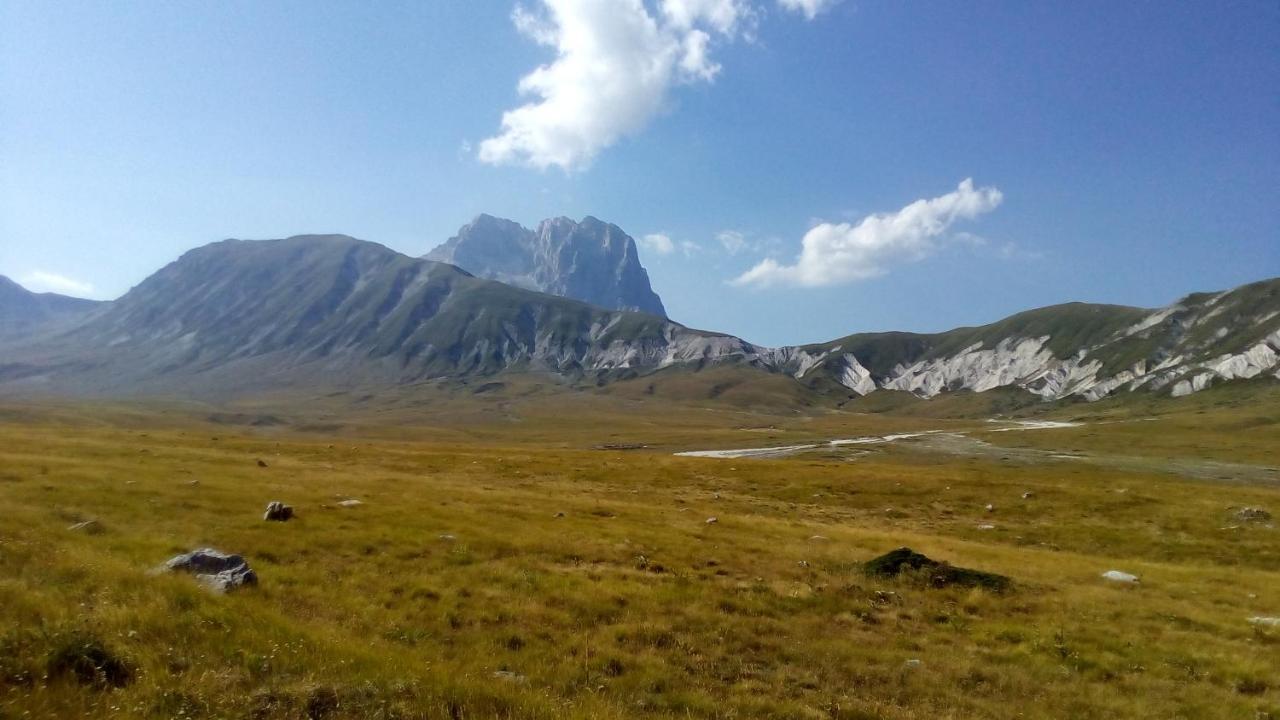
[864,547,1012,591]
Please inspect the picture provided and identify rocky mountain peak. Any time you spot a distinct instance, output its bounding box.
[426,214,667,317]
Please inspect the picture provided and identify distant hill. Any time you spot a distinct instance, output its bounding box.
[771,279,1280,401]
[0,275,103,343]
[1,233,1276,404]
[426,214,667,317]
[0,235,745,397]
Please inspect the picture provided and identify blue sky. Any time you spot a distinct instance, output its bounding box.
[2,0,1276,346]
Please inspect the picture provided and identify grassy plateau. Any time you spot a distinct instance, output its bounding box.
[0,381,1278,719]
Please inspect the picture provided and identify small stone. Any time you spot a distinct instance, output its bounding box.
[1021,491,1035,499]
[554,511,566,518]
[1247,617,1279,627]
[263,501,294,522]
[977,524,996,530]
[808,535,829,542]
[705,517,718,524]
[336,499,363,508]
[904,659,922,669]
[985,504,995,512]
[187,479,200,487]
[439,534,457,542]
[256,459,268,468]
[1233,507,1272,523]
[67,519,104,535]
[1101,570,1139,584]
[493,670,526,683]
[798,560,810,568]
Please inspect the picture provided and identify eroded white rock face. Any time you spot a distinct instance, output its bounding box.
[836,354,878,395]
[878,338,1057,396]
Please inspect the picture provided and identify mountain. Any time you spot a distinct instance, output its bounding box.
[0,235,745,397]
[0,275,104,342]
[2,234,1276,404]
[771,278,1280,401]
[426,214,667,317]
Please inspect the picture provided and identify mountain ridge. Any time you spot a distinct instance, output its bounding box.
[0,274,105,342]
[2,234,1276,405]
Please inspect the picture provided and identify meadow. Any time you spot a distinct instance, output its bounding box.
[0,384,1278,719]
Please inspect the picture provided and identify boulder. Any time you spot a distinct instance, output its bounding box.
[263,501,294,522]
[161,548,257,593]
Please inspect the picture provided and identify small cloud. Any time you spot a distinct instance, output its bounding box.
[680,240,701,256]
[717,229,748,255]
[639,232,676,255]
[995,241,1044,261]
[731,178,1004,288]
[777,0,838,20]
[952,231,988,247]
[19,271,95,297]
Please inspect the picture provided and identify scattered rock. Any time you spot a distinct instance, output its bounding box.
[1021,491,1035,499]
[1233,507,1272,523]
[187,479,200,487]
[256,459,268,468]
[863,547,1010,591]
[263,501,294,522]
[872,590,897,604]
[977,524,996,530]
[67,519,104,535]
[1101,570,1139,584]
[493,670,527,683]
[705,517,718,525]
[808,535,829,542]
[554,511,566,518]
[1247,617,1279,627]
[985,504,995,512]
[438,534,457,542]
[336,499,363,508]
[160,548,257,593]
[903,659,922,669]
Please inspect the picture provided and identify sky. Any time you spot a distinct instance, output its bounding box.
[2,0,1277,347]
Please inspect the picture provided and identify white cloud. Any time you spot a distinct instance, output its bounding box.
[19,270,95,297]
[777,0,837,20]
[717,229,748,255]
[640,232,676,255]
[479,0,752,171]
[731,179,1004,288]
[680,240,701,256]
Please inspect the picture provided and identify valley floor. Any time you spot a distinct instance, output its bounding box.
[1,390,1278,719]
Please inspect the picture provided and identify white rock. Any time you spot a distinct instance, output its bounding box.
[1101,570,1139,584]
[1248,617,1279,627]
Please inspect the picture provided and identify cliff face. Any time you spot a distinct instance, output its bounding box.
[426,214,667,317]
